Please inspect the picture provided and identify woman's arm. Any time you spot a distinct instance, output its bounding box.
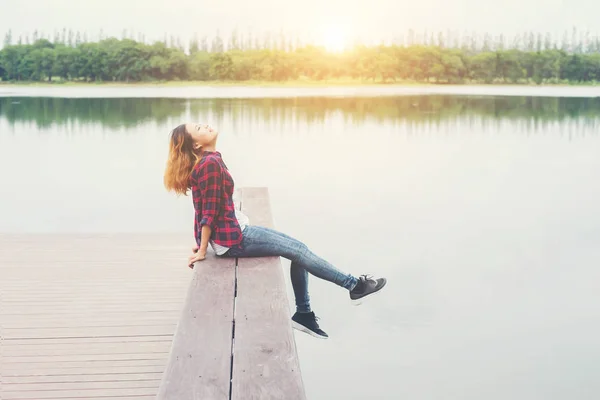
[194,158,223,262]
[199,225,212,254]
[188,224,213,267]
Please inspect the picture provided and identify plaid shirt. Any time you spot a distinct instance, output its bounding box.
[190,151,243,249]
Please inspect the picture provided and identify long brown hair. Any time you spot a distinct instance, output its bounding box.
[164,124,200,195]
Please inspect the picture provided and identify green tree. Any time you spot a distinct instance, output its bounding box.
[470,52,497,83]
[189,51,211,80]
[496,50,525,83]
[209,52,233,79]
[53,45,77,80]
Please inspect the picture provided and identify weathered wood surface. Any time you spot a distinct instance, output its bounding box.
[156,256,235,400]
[0,234,192,400]
[232,187,306,400]
[1,189,306,399]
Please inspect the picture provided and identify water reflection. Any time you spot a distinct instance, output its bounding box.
[2,96,600,134]
[0,97,188,129]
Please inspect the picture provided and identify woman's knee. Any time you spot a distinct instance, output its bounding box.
[288,240,309,260]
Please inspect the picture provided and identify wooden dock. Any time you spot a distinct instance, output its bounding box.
[0,187,305,400]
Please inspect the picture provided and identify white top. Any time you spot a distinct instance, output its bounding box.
[209,209,250,255]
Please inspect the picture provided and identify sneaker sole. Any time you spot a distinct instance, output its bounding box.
[351,279,387,306]
[292,321,329,339]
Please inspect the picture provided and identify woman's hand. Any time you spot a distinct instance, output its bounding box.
[188,245,206,268]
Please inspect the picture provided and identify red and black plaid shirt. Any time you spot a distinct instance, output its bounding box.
[190,151,243,249]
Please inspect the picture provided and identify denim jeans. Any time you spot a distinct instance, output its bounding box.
[221,225,358,313]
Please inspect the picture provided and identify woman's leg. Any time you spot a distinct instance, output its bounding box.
[221,225,386,339]
[224,226,358,308]
[290,264,310,313]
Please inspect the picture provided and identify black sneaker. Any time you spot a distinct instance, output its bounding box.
[291,311,328,339]
[350,275,387,305]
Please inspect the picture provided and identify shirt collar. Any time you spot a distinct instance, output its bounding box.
[202,150,221,157]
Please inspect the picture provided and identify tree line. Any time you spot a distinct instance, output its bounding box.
[3,28,600,84]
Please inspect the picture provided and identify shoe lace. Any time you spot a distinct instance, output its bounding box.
[359,274,373,282]
[297,312,319,322]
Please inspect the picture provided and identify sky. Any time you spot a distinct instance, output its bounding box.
[0,0,598,48]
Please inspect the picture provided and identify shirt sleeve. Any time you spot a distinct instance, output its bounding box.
[198,159,223,229]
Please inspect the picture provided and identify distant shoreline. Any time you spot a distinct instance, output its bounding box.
[0,80,594,88]
[2,80,444,88]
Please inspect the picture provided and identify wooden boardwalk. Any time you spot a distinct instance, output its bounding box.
[0,233,192,399]
[1,188,305,399]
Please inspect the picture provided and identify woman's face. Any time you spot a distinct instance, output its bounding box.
[186,123,218,149]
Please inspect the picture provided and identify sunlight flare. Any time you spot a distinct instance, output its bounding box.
[320,24,349,53]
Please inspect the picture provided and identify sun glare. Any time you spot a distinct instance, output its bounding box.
[321,26,348,53]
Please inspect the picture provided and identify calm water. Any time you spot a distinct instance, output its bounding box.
[1,92,599,400]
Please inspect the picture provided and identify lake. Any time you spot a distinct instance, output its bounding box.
[1,87,599,400]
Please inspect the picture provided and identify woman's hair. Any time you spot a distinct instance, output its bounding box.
[164,124,200,195]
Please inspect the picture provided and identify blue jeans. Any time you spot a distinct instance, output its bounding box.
[221,225,358,313]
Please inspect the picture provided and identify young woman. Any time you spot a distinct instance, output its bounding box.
[164,123,387,339]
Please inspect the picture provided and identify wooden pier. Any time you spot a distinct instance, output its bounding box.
[0,187,305,400]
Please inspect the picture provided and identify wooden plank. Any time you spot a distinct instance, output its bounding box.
[2,316,178,327]
[2,373,163,384]
[0,387,158,399]
[0,290,187,297]
[156,254,236,400]
[1,301,184,309]
[1,309,181,317]
[35,397,155,400]
[3,353,168,363]
[3,365,166,376]
[2,305,183,313]
[1,299,184,305]
[2,342,171,356]
[1,326,177,340]
[0,396,156,400]
[0,316,175,324]
[2,336,173,346]
[231,187,306,400]
[1,290,185,296]
[3,380,160,391]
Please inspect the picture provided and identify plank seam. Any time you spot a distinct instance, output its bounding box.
[229,195,241,400]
